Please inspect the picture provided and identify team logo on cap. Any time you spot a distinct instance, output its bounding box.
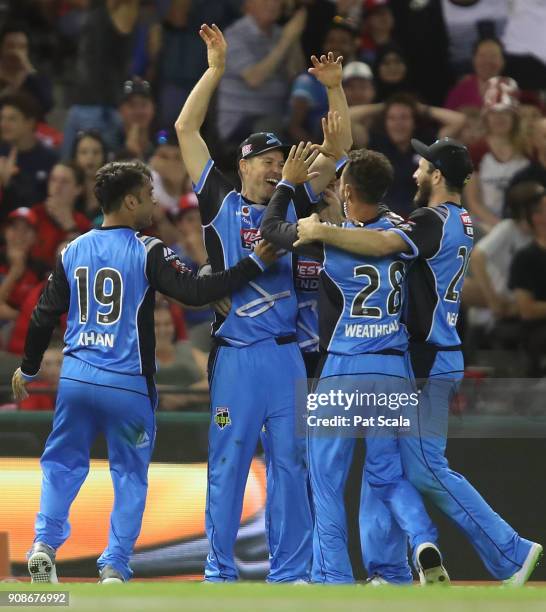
[242,144,253,157]
[215,407,231,429]
[265,133,281,145]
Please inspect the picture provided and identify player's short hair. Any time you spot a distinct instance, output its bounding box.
[95,161,152,214]
[343,149,393,204]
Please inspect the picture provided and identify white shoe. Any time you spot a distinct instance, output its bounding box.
[99,565,124,584]
[503,542,543,587]
[365,574,389,587]
[27,543,58,584]
[415,543,450,586]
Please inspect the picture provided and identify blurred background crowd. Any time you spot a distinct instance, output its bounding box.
[0,0,545,411]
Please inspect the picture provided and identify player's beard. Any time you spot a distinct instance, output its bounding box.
[414,177,432,208]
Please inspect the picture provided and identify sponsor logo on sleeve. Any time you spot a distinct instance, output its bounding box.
[460,212,474,237]
[164,246,189,272]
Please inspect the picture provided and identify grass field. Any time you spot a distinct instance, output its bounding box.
[1,582,546,612]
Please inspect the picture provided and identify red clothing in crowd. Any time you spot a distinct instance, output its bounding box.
[30,203,91,267]
[18,381,55,411]
[7,280,67,355]
[0,256,47,310]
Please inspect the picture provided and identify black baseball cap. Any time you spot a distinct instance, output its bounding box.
[237,132,290,162]
[411,137,474,188]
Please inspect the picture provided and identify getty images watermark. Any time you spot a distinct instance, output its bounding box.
[296,376,546,438]
[306,389,417,429]
[295,375,422,438]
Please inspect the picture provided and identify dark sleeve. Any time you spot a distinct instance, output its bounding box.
[293,182,321,219]
[509,249,535,293]
[146,242,264,306]
[193,159,235,225]
[260,183,324,260]
[389,207,445,260]
[20,256,70,376]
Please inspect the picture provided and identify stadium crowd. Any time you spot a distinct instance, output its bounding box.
[0,0,545,410]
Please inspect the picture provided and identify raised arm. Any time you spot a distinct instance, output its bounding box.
[307,53,353,194]
[419,104,466,139]
[239,9,307,89]
[175,24,225,185]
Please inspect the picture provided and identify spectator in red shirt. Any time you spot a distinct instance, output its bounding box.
[445,37,506,111]
[7,239,69,356]
[31,162,91,267]
[0,206,47,325]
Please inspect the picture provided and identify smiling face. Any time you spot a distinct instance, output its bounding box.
[239,149,285,203]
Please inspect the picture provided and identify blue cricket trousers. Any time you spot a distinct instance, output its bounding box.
[205,337,313,582]
[308,352,438,584]
[34,356,157,580]
[364,346,533,580]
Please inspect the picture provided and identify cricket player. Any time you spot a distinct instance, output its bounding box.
[12,160,278,584]
[295,137,543,586]
[175,24,351,582]
[261,141,446,585]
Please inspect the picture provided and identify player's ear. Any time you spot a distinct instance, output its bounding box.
[239,158,247,179]
[123,193,138,212]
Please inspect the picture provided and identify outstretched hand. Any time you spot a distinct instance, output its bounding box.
[308,52,343,88]
[311,111,345,161]
[282,141,320,185]
[199,24,227,70]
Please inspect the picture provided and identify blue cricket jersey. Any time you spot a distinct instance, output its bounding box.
[322,217,409,355]
[390,203,474,347]
[20,226,265,377]
[194,159,318,347]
